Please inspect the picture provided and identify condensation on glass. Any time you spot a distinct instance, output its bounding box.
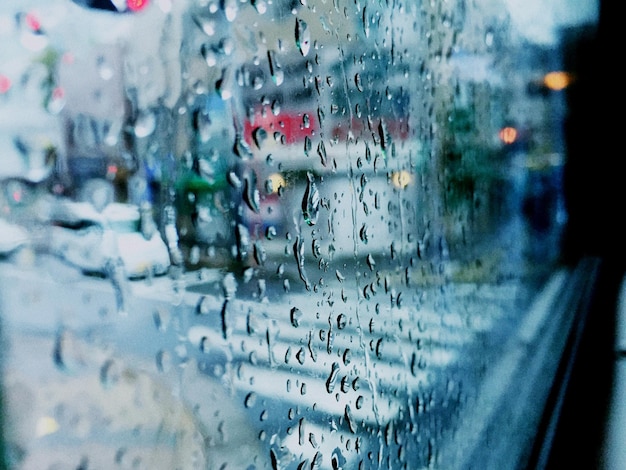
[0,0,597,469]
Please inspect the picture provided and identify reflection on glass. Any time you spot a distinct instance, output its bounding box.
[1,0,597,468]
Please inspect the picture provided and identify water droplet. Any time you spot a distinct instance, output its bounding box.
[293,236,311,290]
[53,329,80,372]
[267,50,284,86]
[153,309,168,332]
[201,43,217,66]
[243,171,261,213]
[266,225,277,240]
[189,244,201,265]
[355,395,364,409]
[196,295,212,315]
[228,170,242,189]
[359,224,369,244]
[311,238,321,258]
[295,18,311,56]
[222,272,238,298]
[337,314,347,330]
[344,404,357,433]
[302,172,320,226]
[270,448,279,470]
[485,27,495,48]
[317,141,328,167]
[332,448,347,470]
[134,110,156,138]
[362,6,370,38]
[354,73,363,92]
[216,67,234,100]
[193,110,211,144]
[298,417,307,445]
[378,119,390,151]
[97,56,114,80]
[156,349,171,373]
[200,336,211,353]
[302,113,311,129]
[366,253,376,270]
[325,362,340,393]
[245,392,257,408]
[253,241,266,266]
[296,347,306,365]
[99,359,120,388]
[193,13,216,36]
[223,0,238,21]
[233,134,254,160]
[290,307,303,327]
[236,223,251,260]
[221,299,231,339]
[252,127,268,149]
[271,100,281,116]
[343,348,351,366]
[252,0,268,14]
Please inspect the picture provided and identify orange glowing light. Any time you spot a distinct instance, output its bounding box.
[499,127,518,144]
[127,0,149,11]
[543,71,573,91]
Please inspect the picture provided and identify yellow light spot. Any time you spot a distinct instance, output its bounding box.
[499,126,518,144]
[391,170,412,189]
[543,71,574,91]
[267,173,286,193]
[36,416,60,437]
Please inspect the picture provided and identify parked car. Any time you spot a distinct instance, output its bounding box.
[48,200,170,278]
[0,218,29,256]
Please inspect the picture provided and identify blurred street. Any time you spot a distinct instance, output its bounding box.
[0,250,565,468]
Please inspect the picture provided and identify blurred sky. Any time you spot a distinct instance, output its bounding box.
[505,0,599,44]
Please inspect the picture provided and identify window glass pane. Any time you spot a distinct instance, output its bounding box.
[0,0,598,468]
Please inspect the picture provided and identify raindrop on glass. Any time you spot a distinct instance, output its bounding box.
[325,362,340,393]
[243,171,261,213]
[252,0,268,14]
[156,350,172,373]
[290,307,303,327]
[295,18,311,57]
[99,359,120,388]
[134,110,156,138]
[253,127,268,149]
[223,0,238,21]
[234,134,254,160]
[245,392,257,408]
[201,43,217,67]
[302,172,320,226]
[317,141,327,167]
[354,73,363,92]
[253,241,266,266]
[267,50,284,86]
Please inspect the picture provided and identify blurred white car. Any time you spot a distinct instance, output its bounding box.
[0,218,29,256]
[48,200,170,278]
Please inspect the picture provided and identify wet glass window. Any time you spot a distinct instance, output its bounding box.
[0,0,599,468]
